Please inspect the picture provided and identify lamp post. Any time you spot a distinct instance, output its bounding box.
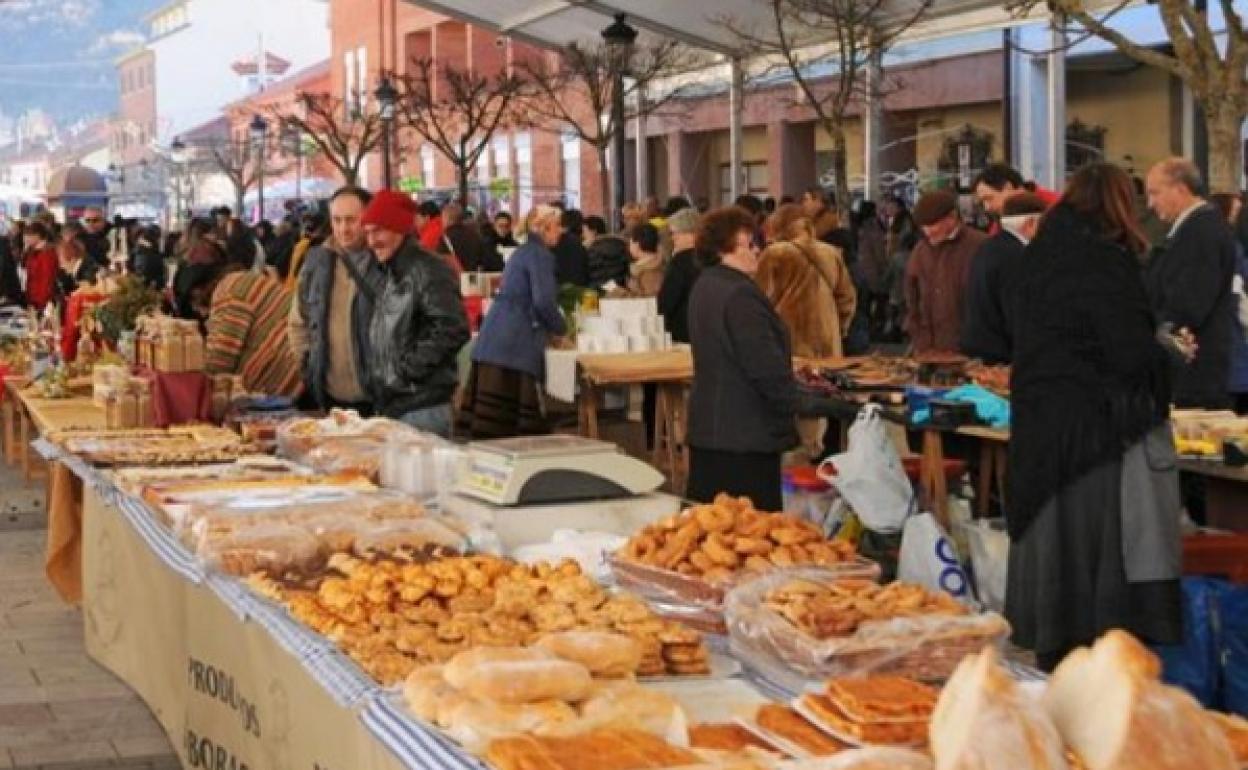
[281,121,303,205]
[375,74,398,189]
[170,137,187,229]
[249,114,268,221]
[602,13,637,231]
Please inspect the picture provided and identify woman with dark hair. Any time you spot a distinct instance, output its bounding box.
[1006,162,1180,670]
[132,225,167,290]
[55,224,96,297]
[685,206,807,510]
[21,221,58,310]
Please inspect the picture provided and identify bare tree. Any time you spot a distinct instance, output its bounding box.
[719,0,932,211]
[516,41,695,218]
[272,92,386,186]
[200,136,288,215]
[1010,0,1247,193]
[397,59,529,205]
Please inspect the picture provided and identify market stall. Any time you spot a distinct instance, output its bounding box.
[30,410,1248,770]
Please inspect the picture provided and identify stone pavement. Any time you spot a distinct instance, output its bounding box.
[0,459,179,769]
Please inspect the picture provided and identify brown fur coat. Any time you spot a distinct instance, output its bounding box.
[756,236,857,359]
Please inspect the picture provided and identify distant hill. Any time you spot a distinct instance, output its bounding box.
[0,0,168,125]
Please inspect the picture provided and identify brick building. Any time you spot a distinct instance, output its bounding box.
[329,0,608,217]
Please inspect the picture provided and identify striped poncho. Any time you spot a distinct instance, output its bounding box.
[205,270,302,397]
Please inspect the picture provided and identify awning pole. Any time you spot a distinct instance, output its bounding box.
[729,57,745,201]
[1045,13,1067,189]
[863,37,883,202]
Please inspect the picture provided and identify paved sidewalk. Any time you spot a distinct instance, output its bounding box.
[0,460,178,769]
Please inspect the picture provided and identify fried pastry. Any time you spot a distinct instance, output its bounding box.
[755,703,848,756]
[485,729,700,770]
[826,676,939,723]
[799,693,927,746]
[688,723,777,753]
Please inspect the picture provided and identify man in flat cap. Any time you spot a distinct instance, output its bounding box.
[903,190,988,354]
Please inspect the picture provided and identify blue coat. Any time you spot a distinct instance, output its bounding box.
[472,236,567,380]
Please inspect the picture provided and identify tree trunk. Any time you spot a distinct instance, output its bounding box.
[1204,100,1245,194]
[234,185,245,218]
[596,144,613,227]
[831,127,852,220]
[341,162,357,187]
[458,163,470,207]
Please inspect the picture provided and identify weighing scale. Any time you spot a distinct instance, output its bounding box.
[457,435,665,506]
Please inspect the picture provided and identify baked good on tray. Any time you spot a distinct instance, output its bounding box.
[618,495,860,585]
[764,579,966,639]
[688,723,777,753]
[754,703,848,756]
[826,676,938,724]
[1044,631,1237,770]
[485,729,699,770]
[798,693,927,746]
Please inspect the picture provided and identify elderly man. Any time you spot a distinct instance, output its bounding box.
[961,193,1048,363]
[288,186,380,413]
[903,190,988,354]
[1145,158,1238,408]
[361,190,469,436]
[78,206,111,268]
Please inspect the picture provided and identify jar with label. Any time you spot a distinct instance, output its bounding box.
[182,329,204,371]
[117,390,138,429]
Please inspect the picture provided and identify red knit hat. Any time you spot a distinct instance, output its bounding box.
[361,189,418,234]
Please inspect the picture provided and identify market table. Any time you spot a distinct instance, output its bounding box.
[546,347,694,491]
[1177,459,1248,533]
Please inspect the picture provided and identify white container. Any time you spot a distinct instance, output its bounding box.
[618,316,647,336]
[628,335,652,353]
[603,336,628,353]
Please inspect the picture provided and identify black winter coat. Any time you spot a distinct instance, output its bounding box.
[298,242,380,411]
[553,232,591,287]
[657,248,700,344]
[1145,204,1237,408]
[0,238,24,306]
[687,264,799,454]
[442,222,502,272]
[960,230,1026,364]
[366,238,470,418]
[587,235,630,290]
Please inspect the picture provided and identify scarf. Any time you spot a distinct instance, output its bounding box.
[1006,203,1171,539]
[630,252,662,277]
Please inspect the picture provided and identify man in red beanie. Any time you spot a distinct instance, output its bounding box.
[360,189,470,435]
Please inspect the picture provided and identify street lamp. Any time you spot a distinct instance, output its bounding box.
[602,13,637,231]
[170,137,187,228]
[249,114,268,221]
[375,74,398,189]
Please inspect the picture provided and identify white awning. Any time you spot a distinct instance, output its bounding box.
[398,0,1133,56]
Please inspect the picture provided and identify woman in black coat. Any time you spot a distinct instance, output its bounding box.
[1006,162,1181,670]
[685,206,805,511]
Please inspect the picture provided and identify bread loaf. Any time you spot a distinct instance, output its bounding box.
[574,681,686,742]
[456,658,594,705]
[929,646,1068,770]
[1043,630,1237,770]
[442,646,553,690]
[443,698,579,753]
[402,665,453,723]
[535,631,642,678]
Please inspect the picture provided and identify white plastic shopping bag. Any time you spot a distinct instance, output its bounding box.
[898,512,974,603]
[819,404,912,534]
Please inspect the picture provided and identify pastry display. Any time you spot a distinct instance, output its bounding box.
[49,425,246,466]
[264,555,709,685]
[751,703,848,757]
[617,494,861,585]
[533,631,643,679]
[763,579,966,639]
[929,646,1067,770]
[277,409,438,479]
[724,568,1010,682]
[110,457,310,495]
[484,729,700,770]
[1209,711,1248,764]
[1044,630,1238,770]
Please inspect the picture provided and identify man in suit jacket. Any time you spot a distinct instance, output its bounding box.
[960,193,1047,363]
[1145,157,1238,408]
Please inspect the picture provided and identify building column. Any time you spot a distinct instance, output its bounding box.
[863,39,884,201]
[767,121,816,200]
[1045,15,1067,189]
[635,83,649,201]
[1010,23,1055,187]
[729,58,745,201]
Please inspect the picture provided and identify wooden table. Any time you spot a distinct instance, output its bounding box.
[1178,458,1248,532]
[11,387,105,483]
[575,348,694,492]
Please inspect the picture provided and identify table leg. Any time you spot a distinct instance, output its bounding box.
[920,429,949,528]
[976,440,994,518]
[579,383,600,440]
[2,396,14,466]
[651,386,670,475]
[993,445,1007,513]
[19,408,31,484]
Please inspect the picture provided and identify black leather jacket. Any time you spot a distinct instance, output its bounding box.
[366,238,470,418]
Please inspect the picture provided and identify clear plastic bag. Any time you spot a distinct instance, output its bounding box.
[193,521,323,576]
[351,518,468,558]
[277,411,429,478]
[724,566,1010,684]
[610,555,882,636]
